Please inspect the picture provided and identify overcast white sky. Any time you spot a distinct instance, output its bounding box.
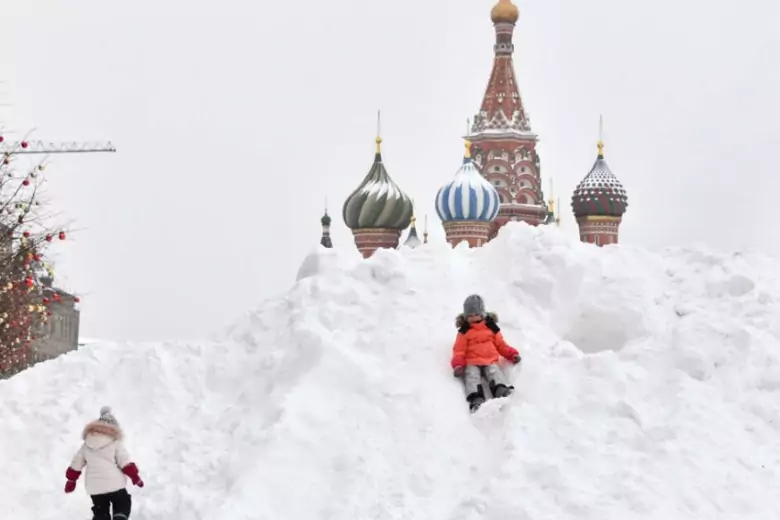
[1,0,778,341]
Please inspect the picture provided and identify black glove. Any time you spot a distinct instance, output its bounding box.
[512,355,521,364]
[453,366,464,378]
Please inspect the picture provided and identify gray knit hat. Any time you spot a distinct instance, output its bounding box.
[98,406,119,427]
[463,294,486,317]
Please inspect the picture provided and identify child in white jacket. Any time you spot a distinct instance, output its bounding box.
[64,406,144,520]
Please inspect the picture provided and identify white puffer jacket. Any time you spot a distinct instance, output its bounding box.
[69,421,132,495]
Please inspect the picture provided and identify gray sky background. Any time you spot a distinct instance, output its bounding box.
[2,0,778,341]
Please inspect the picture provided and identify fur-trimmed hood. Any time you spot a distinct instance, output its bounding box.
[82,420,123,447]
[455,311,499,330]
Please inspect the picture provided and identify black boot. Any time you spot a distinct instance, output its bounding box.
[493,384,512,398]
[467,384,486,412]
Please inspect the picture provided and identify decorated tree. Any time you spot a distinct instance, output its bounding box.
[0,136,72,377]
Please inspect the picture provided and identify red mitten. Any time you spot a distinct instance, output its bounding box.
[451,355,465,370]
[122,463,144,487]
[64,467,80,493]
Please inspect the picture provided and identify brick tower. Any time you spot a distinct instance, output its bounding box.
[342,126,414,258]
[467,0,547,240]
[571,133,629,246]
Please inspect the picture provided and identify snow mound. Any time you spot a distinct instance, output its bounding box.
[3,222,780,520]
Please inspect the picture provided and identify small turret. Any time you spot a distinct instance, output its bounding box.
[401,214,422,249]
[320,207,332,248]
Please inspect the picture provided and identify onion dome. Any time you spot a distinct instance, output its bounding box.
[491,0,519,24]
[342,135,414,230]
[571,139,628,218]
[435,141,501,222]
[320,210,331,227]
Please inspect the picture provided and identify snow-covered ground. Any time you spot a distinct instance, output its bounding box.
[2,222,779,520]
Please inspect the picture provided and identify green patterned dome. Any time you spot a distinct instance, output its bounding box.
[342,136,413,230]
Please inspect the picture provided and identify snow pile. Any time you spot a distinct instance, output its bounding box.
[2,222,780,520]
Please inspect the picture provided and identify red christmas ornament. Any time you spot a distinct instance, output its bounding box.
[42,297,49,304]
[0,136,4,143]
[23,231,30,238]
[24,277,33,287]
[58,231,66,240]
[74,296,80,303]
[53,293,60,301]
[45,234,52,242]
[22,179,30,186]
[33,254,41,261]
[20,141,28,149]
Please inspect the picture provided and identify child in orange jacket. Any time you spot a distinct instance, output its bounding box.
[451,294,521,412]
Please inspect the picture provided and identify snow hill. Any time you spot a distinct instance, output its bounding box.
[2,223,780,520]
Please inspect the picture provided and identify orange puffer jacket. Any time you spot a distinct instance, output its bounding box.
[450,313,520,368]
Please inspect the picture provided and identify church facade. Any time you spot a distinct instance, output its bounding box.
[330,0,629,256]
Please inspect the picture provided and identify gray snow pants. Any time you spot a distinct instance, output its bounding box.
[464,364,507,396]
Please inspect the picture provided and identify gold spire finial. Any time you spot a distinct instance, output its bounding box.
[464,140,472,159]
[548,178,554,206]
[548,179,556,216]
[597,114,604,157]
[547,179,561,226]
[375,109,383,154]
[491,0,519,24]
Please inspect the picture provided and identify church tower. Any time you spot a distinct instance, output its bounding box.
[342,116,414,258]
[467,0,547,240]
[435,140,501,247]
[571,122,629,246]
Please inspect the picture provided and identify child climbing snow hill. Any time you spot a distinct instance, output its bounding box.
[451,294,521,412]
[64,406,144,520]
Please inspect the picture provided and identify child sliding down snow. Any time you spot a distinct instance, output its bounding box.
[64,406,144,520]
[451,294,521,412]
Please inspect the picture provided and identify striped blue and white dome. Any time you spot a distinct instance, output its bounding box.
[435,142,501,222]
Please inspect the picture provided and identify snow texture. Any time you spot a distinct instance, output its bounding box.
[2,222,780,520]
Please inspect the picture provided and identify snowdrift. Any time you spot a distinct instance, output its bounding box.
[2,223,780,520]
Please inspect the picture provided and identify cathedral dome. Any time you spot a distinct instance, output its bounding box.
[342,136,414,230]
[571,141,628,218]
[435,142,501,223]
[491,0,519,24]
